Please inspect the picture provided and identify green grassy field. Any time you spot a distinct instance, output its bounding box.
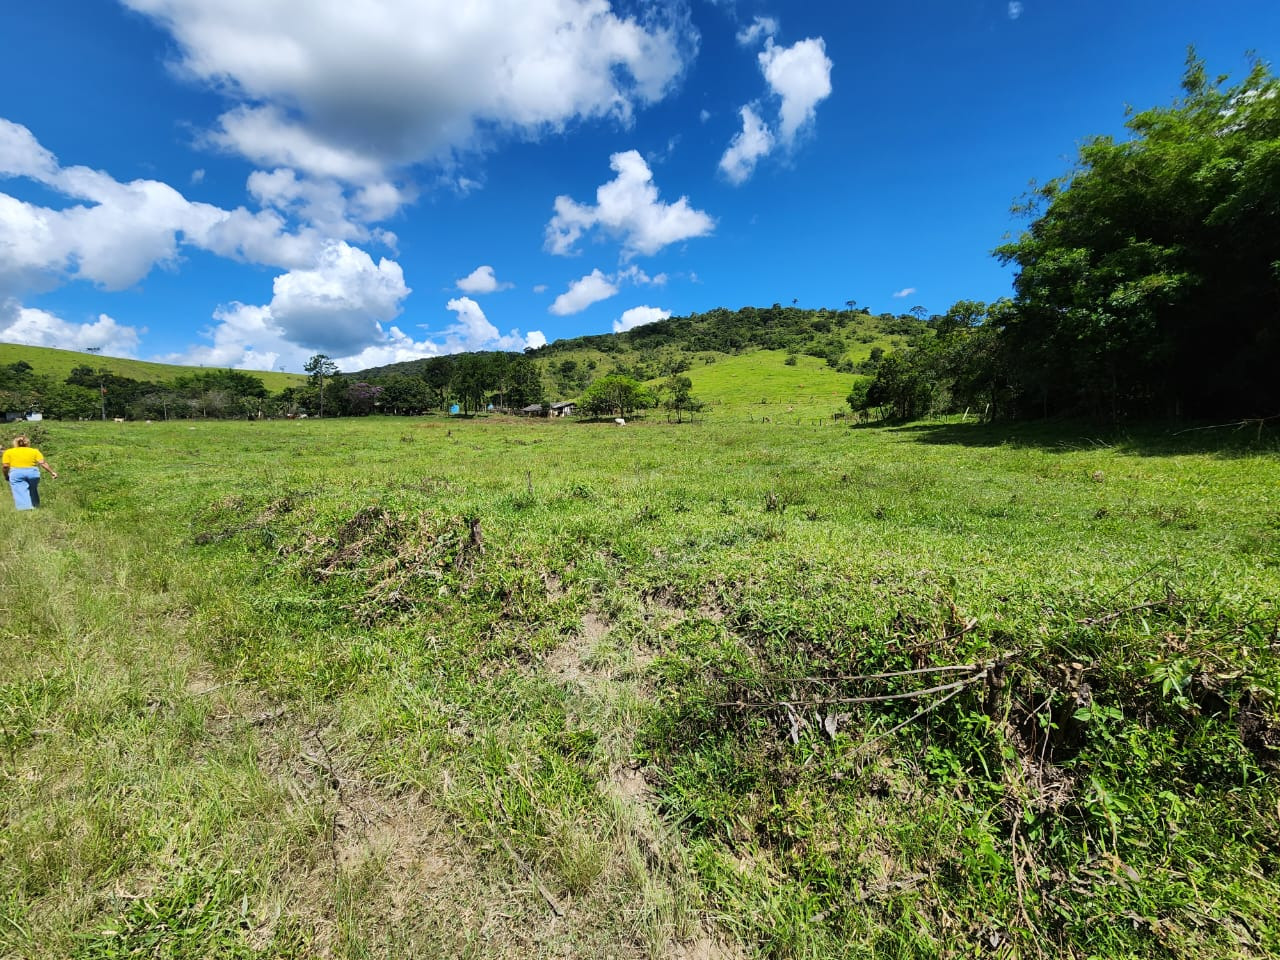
[678,350,860,422]
[2,415,1277,959]
[0,342,307,393]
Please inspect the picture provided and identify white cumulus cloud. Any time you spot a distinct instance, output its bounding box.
[718,35,833,184]
[0,121,58,181]
[760,37,833,146]
[549,268,619,315]
[612,305,670,333]
[246,167,406,241]
[161,301,292,372]
[545,149,714,258]
[0,299,142,357]
[718,105,774,185]
[167,285,545,373]
[439,296,545,352]
[455,264,512,294]
[0,120,430,367]
[892,287,917,298]
[0,118,386,299]
[166,241,414,367]
[268,241,411,354]
[122,0,697,182]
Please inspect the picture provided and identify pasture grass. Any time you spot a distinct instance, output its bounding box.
[1,414,1277,958]
[679,350,857,423]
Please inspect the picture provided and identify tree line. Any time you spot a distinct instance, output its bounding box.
[0,351,548,421]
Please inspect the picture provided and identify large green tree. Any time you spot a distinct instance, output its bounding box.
[996,51,1280,418]
[578,374,654,417]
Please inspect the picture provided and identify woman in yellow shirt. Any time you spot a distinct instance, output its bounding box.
[2,436,58,511]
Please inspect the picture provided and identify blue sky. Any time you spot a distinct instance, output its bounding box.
[1,1,1277,374]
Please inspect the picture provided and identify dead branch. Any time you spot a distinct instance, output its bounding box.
[499,838,565,917]
[715,673,981,710]
[1100,558,1173,605]
[714,653,1011,710]
[855,673,989,754]
[1078,598,1182,627]
[1172,413,1279,436]
[727,660,984,687]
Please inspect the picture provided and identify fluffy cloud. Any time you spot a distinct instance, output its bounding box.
[0,120,58,181]
[455,264,513,294]
[162,240,413,368]
[0,118,357,297]
[268,241,411,354]
[123,0,696,181]
[760,38,833,146]
[0,120,427,367]
[718,105,774,185]
[548,264,666,316]
[736,16,778,46]
[616,265,667,286]
[718,36,833,184]
[550,268,619,315]
[325,327,442,371]
[161,301,291,372]
[166,282,544,374]
[0,299,142,357]
[892,287,917,298]
[247,167,409,240]
[545,150,714,258]
[440,296,542,352]
[612,305,670,333]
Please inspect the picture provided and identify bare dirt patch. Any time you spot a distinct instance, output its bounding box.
[671,925,749,960]
[545,610,612,684]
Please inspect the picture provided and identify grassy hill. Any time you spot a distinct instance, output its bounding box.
[673,350,860,421]
[356,305,924,408]
[529,304,922,366]
[0,342,306,392]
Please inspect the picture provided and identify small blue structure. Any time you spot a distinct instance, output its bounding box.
[449,403,460,415]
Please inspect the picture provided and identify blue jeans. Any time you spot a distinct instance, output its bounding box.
[8,468,40,510]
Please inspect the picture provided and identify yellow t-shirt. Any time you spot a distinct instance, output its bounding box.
[2,447,43,469]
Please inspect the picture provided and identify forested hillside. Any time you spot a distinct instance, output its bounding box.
[0,305,915,421]
[352,304,922,415]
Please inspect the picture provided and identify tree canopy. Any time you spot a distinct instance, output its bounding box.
[578,374,655,417]
[996,50,1280,419]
